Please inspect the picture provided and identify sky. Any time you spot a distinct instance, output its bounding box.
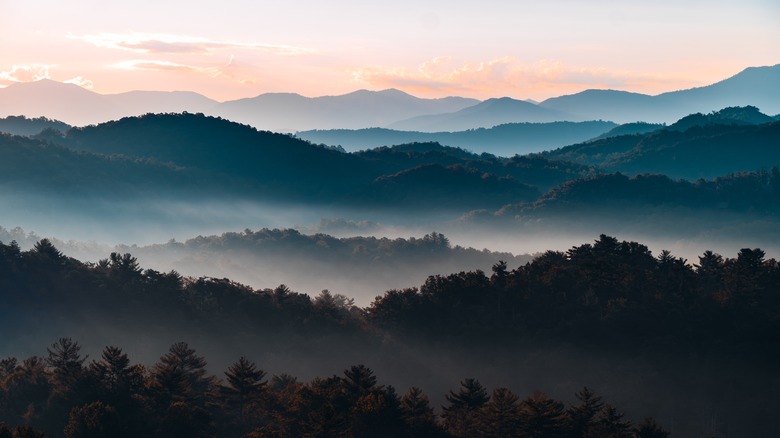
[1,0,778,102]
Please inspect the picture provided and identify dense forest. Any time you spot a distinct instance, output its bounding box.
[1,236,778,436]
[0,226,532,305]
[3,110,778,216]
[118,229,532,305]
[0,116,70,137]
[0,338,673,438]
[542,107,780,179]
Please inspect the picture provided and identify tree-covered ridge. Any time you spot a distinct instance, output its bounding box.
[542,116,780,179]
[0,115,71,137]
[527,167,780,215]
[0,133,201,195]
[2,113,590,209]
[117,229,532,304]
[665,106,775,131]
[369,234,780,352]
[4,111,779,216]
[1,235,777,351]
[296,120,618,155]
[1,236,778,435]
[130,229,528,268]
[0,339,670,438]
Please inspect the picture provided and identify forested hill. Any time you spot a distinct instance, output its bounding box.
[296,120,618,155]
[542,107,780,179]
[0,339,670,438]
[0,235,778,436]
[529,168,780,215]
[3,111,779,227]
[0,115,70,136]
[4,113,590,210]
[116,229,532,305]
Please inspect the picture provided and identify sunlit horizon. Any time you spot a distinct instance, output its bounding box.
[2,0,778,102]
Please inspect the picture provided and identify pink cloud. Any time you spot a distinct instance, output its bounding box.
[64,76,94,89]
[71,33,313,56]
[0,64,52,84]
[352,57,698,99]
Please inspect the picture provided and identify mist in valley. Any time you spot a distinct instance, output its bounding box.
[1,82,779,436]
[3,192,778,308]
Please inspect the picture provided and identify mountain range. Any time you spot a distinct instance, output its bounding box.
[537,64,780,125]
[2,109,777,219]
[1,64,777,131]
[296,121,619,155]
[542,106,780,179]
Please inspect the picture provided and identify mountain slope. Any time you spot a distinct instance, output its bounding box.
[538,64,780,123]
[104,90,219,116]
[539,89,676,124]
[59,114,571,209]
[660,64,780,116]
[218,88,479,131]
[542,108,780,179]
[0,115,71,136]
[297,120,617,155]
[387,97,575,131]
[0,80,125,126]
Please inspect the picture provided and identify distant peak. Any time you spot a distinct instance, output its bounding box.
[7,78,96,93]
[377,88,413,96]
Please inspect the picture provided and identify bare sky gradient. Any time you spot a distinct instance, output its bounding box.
[1,0,778,101]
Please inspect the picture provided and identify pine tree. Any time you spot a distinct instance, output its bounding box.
[442,378,489,437]
[478,387,521,438]
[149,342,217,409]
[518,390,567,438]
[401,386,437,436]
[566,386,604,437]
[46,338,86,391]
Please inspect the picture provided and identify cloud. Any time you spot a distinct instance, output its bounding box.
[0,64,52,84]
[64,76,94,89]
[112,57,260,86]
[352,57,695,98]
[70,32,313,56]
[113,59,203,72]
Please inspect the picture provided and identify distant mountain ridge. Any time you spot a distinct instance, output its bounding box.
[387,97,575,132]
[542,107,780,179]
[539,64,780,123]
[1,64,776,130]
[218,88,479,131]
[0,115,71,136]
[3,111,780,252]
[297,120,618,155]
[0,81,477,131]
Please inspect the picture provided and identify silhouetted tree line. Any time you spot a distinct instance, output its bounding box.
[542,115,780,179]
[0,238,365,343]
[2,236,779,435]
[526,167,780,215]
[0,338,669,437]
[146,229,503,268]
[0,115,70,137]
[2,234,779,358]
[369,234,780,356]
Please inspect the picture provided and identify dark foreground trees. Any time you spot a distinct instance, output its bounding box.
[1,235,778,436]
[0,340,666,438]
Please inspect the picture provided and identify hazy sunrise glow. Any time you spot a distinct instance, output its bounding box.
[1,0,779,100]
